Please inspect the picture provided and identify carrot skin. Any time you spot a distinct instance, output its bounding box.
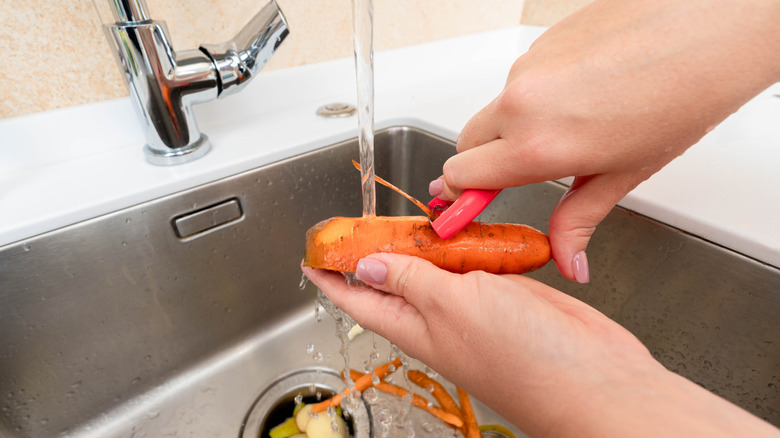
[457,387,481,438]
[346,369,464,428]
[310,358,401,413]
[407,370,462,419]
[374,382,464,428]
[304,216,551,275]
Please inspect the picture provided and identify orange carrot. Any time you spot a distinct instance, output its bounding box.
[457,387,481,438]
[407,370,462,419]
[310,358,401,413]
[374,381,464,428]
[303,216,551,275]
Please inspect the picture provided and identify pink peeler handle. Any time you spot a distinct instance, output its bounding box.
[430,189,501,240]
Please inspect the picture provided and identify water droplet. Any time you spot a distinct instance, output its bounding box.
[376,408,392,429]
[305,344,315,354]
[371,374,380,385]
[294,394,303,406]
[312,352,323,363]
[364,387,378,402]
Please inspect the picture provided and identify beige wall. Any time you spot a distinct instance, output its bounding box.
[521,0,592,25]
[0,0,588,119]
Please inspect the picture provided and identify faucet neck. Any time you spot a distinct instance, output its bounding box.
[110,0,151,23]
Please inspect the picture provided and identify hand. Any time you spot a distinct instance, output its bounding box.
[430,0,780,282]
[303,255,779,437]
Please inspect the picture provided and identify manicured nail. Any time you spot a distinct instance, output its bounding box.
[428,177,443,197]
[355,258,388,284]
[572,251,590,284]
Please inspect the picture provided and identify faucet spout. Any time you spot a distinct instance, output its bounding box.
[202,1,289,97]
[102,0,289,165]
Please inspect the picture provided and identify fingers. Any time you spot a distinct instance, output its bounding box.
[302,264,432,353]
[548,174,640,282]
[456,98,501,153]
[355,253,454,315]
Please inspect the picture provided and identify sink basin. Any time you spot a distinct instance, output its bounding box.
[1,126,778,437]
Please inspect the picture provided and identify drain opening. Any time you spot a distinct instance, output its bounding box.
[242,367,470,438]
[240,368,370,438]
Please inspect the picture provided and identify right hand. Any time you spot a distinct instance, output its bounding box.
[431,0,780,282]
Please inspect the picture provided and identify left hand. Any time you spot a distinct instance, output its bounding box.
[302,253,655,436]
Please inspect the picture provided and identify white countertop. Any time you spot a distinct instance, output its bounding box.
[1,26,778,267]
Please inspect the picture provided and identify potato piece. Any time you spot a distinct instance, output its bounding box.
[295,404,314,432]
[305,411,348,438]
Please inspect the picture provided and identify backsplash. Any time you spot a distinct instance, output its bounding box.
[0,0,588,119]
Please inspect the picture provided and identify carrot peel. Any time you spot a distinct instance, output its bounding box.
[374,381,464,428]
[457,387,481,438]
[407,370,462,419]
[310,358,401,413]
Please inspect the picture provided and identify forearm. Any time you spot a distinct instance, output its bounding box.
[556,364,779,438]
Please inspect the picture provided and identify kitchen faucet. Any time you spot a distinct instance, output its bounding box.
[102,0,289,165]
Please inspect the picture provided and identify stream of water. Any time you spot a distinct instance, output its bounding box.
[353,0,376,217]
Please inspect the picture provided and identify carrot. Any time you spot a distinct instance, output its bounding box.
[457,387,481,438]
[310,358,401,413]
[407,370,462,419]
[373,381,464,428]
[304,216,551,275]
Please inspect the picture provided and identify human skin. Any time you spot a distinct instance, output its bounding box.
[302,0,780,435]
[429,0,780,282]
[303,255,780,437]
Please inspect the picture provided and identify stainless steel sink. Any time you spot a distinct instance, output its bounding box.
[1,126,778,437]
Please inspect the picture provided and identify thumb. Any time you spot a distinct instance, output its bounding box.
[549,174,637,283]
[355,253,454,315]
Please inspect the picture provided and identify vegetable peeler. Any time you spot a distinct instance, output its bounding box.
[428,189,501,240]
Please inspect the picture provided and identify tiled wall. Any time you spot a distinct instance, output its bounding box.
[0,0,588,119]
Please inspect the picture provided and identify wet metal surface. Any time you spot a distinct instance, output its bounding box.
[0,126,777,437]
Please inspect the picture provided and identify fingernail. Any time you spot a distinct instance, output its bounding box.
[428,177,443,197]
[355,258,388,284]
[572,251,590,284]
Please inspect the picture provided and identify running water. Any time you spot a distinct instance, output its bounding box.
[352,0,376,217]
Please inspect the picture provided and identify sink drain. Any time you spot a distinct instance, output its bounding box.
[240,368,370,438]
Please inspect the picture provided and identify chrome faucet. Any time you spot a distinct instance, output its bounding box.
[102,0,289,165]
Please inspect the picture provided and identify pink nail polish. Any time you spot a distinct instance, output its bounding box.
[572,251,590,284]
[428,177,443,197]
[355,258,388,284]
